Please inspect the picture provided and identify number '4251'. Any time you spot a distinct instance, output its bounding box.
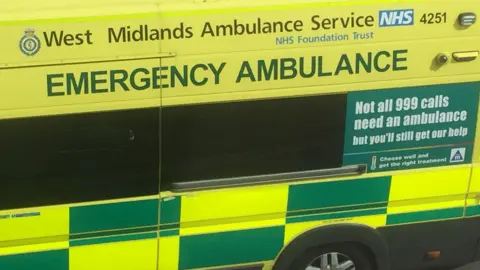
[420,12,447,24]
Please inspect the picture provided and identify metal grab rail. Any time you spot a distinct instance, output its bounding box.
[171,164,367,192]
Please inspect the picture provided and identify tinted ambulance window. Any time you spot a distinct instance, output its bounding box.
[0,108,160,210]
[161,93,347,190]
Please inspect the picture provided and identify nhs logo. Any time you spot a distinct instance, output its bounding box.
[379,9,414,27]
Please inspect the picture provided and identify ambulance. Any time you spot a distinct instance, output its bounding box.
[0,0,479,269]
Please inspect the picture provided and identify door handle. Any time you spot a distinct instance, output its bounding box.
[452,51,479,62]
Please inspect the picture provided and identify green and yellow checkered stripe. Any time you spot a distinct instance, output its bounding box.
[0,165,479,270]
[0,198,160,270]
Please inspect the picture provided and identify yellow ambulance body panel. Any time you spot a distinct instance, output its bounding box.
[0,0,479,270]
